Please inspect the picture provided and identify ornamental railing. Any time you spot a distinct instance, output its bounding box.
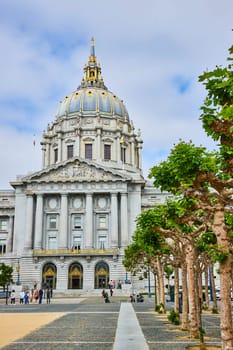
[33,248,119,256]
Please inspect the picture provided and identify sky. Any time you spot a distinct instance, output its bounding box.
[0,0,233,189]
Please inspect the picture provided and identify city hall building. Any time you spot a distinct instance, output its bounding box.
[0,39,168,295]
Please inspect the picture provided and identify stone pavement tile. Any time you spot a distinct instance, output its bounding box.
[134,304,221,350]
[2,306,120,350]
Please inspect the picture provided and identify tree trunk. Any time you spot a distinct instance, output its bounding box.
[209,262,218,311]
[157,258,165,307]
[213,209,233,350]
[181,261,189,331]
[185,241,199,338]
[174,265,180,313]
[204,263,210,310]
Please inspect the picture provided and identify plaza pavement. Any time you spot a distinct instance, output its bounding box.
[0,296,222,349]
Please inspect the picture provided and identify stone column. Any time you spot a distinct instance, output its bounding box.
[34,194,43,250]
[85,193,93,248]
[58,132,62,162]
[111,193,118,247]
[137,143,143,169]
[25,194,34,250]
[96,128,101,159]
[120,192,128,247]
[59,194,68,249]
[130,139,135,165]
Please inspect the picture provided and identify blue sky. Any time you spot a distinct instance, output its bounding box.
[0,0,233,188]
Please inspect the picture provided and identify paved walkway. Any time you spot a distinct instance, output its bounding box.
[113,303,149,350]
[0,297,221,349]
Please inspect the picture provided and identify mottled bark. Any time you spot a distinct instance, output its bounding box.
[213,210,233,350]
[204,264,210,310]
[181,262,189,331]
[157,258,165,307]
[185,242,199,338]
[174,265,180,313]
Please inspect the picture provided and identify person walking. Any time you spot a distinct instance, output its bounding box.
[46,288,51,304]
[19,290,25,304]
[39,289,43,304]
[10,290,16,304]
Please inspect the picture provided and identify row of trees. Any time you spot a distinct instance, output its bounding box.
[123,45,233,350]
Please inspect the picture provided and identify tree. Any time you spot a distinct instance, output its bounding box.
[0,263,13,290]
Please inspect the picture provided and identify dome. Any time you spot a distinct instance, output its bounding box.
[56,38,129,120]
[57,86,129,119]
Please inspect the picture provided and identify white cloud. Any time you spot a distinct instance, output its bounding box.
[0,0,232,188]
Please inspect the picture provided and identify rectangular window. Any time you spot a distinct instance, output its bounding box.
[99,215,107,229]
[0,240,6,254]
[67,145,74,159]
[48,237,57,250]
[48,215,57,229]
[73,236,81,250]
[85,144,92,159]
[121,147,126,163]
[0,219,7,231]
[98,236,106,250]
[54,148,58,162]
[73,215,82,229]
[104,144,111,160]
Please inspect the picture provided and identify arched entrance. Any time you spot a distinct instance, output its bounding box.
[42,263,57,289]
[95,261,109,289]
[68,262,83,289]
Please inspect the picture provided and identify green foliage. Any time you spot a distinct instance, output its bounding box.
[0,263,13,289]
[199,46,233,167]
[167,309,181,325]
[149,140,218,194]
[123,242,144,274]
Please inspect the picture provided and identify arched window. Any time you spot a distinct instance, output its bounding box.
[94,261,109,289]
[42,263,57,289]
[68,262,83,289]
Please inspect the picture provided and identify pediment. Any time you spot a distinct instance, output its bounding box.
[22,158,130,184]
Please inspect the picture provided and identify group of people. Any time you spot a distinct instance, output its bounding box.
[9,287,52,305]
[130,293,144,303]
[102,288,113,303]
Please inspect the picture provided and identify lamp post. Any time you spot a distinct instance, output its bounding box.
[16,259,20,286]
[147,265,151,298]
[5,283,9,305]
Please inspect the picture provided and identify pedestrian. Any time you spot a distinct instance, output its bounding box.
[102,289,106,298]
[39,289,43,304]
[110,288,113,297]
[34,289,39,303]
[10,290,16,304]
[46,288,51,304]
[24,291,29,304]
[104,292,110,303]
[19,290,25,304]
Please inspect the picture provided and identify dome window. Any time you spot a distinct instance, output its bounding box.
[104,144,111,160]
[67,145,74,159]
[85,144,92,160]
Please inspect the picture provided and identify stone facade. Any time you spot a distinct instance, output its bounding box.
[0,39,169,294]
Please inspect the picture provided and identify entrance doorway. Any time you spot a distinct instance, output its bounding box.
[42,263,57,289]
[68,262,83,289]
[95,261,109,289]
